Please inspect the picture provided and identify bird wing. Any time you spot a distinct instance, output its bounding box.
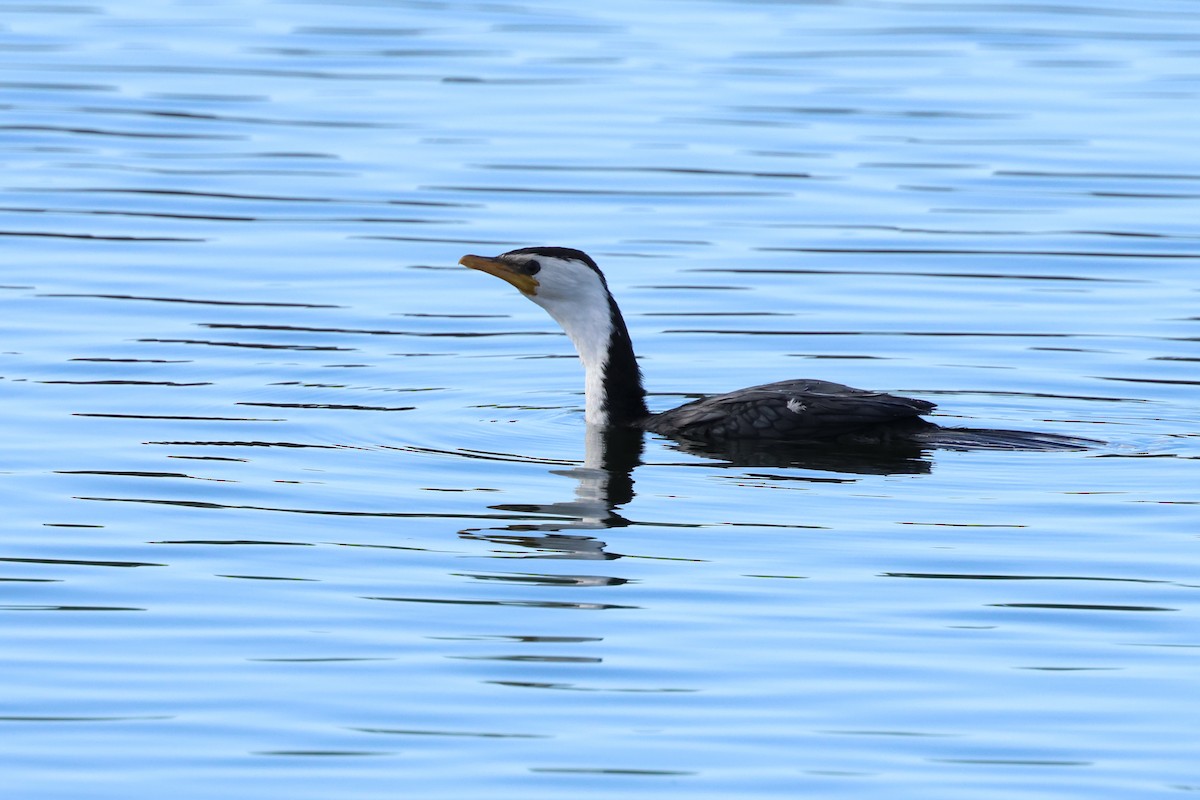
[644,379,935,441]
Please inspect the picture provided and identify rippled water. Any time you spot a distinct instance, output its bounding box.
[3,1,1199,797]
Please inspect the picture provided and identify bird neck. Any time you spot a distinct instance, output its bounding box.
[544,291,648,428]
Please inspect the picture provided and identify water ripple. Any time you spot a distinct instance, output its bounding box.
[40,293,339,308]
[5,1,1199,796]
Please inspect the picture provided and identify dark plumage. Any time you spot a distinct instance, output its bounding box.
[644,379,935,441]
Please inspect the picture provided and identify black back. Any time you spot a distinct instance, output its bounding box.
[644,379,934,441]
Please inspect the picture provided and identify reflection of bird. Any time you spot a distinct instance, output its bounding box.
[461,246,1097,450]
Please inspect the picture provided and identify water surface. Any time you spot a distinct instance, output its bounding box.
[2,1,1198,798]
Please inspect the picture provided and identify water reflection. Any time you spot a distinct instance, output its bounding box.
[458,411,1110,564]
[459,422,938,563]
[664,434,934,474]
[459,426,641,561]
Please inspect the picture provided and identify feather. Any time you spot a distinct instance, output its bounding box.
[644,379,934,441]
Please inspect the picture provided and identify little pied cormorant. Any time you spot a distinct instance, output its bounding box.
[460,246,1097,450]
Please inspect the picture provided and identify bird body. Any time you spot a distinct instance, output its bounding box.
[460,246,1096,451]
[643,378,935,442]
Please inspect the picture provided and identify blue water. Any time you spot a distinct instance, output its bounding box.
[2,1,1199,797]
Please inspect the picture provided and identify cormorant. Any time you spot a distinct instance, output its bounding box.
[460,246,1097,451]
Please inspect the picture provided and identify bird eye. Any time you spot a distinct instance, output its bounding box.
[524,260,541,275]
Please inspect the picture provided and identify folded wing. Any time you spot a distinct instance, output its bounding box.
[644,379,935,441]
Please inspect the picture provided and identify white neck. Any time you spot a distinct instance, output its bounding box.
[537,293,616,426]
[518,253,646,428]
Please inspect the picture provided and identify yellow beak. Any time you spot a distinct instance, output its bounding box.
[459,254,539,296]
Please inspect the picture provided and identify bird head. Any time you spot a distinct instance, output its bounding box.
[459,246,611,316]
[458,245,646,426]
